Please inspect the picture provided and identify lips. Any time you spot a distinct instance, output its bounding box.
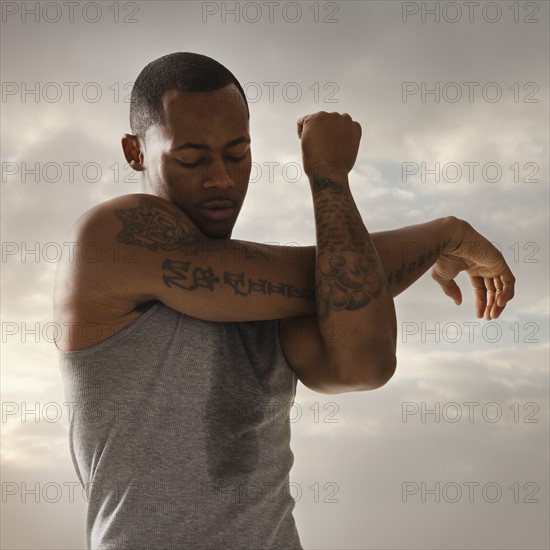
[199,199,236,221]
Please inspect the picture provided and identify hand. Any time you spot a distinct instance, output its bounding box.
[297,111,362,180]
[431,220,516,320]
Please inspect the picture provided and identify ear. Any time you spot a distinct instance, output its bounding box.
[121,134,145,171]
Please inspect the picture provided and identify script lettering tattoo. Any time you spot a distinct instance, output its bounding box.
[223,271,315,301]
[114,197,201,252]
[162,259,220,291]
[162,260,315,302]
[313,177,389,322]
[385,238,452,286]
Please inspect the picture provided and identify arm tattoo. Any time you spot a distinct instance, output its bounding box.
[162,259,220,291]
[114,198,275,263]
[310,176,346,193]
[317,241,388,322]
[162,259,315,302]
[114,197,201,252]
[312,177,389,322]
[385,238,452,286]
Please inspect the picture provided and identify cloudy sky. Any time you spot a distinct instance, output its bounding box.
[1,1,549,548]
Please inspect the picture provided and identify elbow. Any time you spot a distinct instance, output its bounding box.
[371,353,397,389]
[302,352,396,395]
[338,351,397,392]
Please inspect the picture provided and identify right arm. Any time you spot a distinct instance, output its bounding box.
[59,193,318,324]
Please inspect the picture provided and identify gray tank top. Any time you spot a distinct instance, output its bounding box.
[58,302,303,549]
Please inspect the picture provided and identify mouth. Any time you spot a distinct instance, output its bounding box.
[199,200,236,221]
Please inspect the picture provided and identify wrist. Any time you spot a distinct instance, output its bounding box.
[308,173,350,194]
[443,215,469,252]
[305,161,349,184]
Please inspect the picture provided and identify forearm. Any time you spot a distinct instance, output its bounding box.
[186,216,457,320]
[163,238,318,320]
[310,174,397,387]
[370,217,463,297]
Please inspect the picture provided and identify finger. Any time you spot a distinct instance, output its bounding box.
[484,277,496,320]
[441,278,463,305]
[431,268,462,305]
[489,277,504,319]
[496,270,515,307]
[490,273,515,319]
[296,115,308,138]
[479,246,515,311]
[469,275,487,319]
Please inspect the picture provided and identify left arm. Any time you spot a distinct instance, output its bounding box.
[281,215,516,393]
[295,215,515,316]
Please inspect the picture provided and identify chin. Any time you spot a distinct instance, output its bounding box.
[202,226,233,240]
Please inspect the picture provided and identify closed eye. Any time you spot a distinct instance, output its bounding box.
[176,151,248,168]
[176,159,205,168]
[226,154,248,163]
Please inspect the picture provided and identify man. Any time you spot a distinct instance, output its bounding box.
[54,52,515,549]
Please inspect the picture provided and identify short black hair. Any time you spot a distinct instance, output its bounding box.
[129,52,249,137]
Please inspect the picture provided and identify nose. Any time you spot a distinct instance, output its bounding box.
[202,159,235,190]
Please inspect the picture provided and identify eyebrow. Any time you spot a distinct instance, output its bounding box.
[171,136,250,152]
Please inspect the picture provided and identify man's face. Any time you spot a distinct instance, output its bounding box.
[137,84,251,239]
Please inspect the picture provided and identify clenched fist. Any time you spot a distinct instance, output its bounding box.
[297,111,362,181]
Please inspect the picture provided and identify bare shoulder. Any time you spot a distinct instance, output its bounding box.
[52,193,198,351]
[69,193,195,239]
